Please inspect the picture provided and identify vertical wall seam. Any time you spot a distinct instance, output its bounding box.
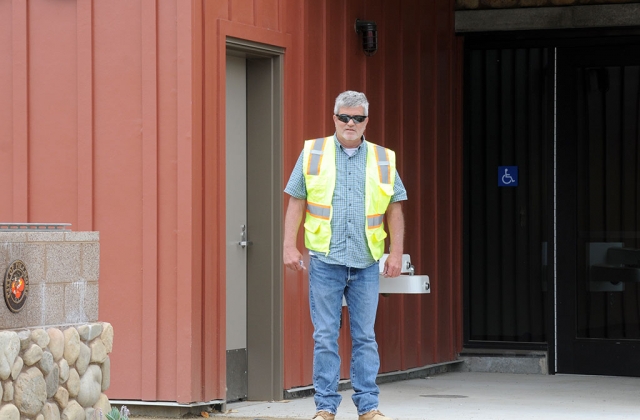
[397,0,406,372]
[321,0,327,124]
[452,5,462,360]
[253,0,257,27]
[296,1,307,387]
[414,1,423,367]
[342,0,347,90]
[451,36,460,354]
[77,0,94,231]
[176,0,194,403]
[141,0,159,400]
[431,0,441,364]
[277,0,282,33]
[444,2,455,360]
[192,0,204,399]
[12,0,28,221]
[199,1,212,400]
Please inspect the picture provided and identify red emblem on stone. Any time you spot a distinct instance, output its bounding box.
[11,277,25,299]
[4,260,29,313]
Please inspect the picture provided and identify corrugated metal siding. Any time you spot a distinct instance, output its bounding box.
[0,1,11,219]
[93,0,144,400]
[283,0,463,388]
[0,0,461,403]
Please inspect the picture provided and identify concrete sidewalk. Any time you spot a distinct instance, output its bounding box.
[215,372,640,420]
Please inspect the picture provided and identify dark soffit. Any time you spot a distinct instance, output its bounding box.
[456,3,640,33]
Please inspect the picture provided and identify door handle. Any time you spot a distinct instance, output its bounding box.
[238,224,252,248]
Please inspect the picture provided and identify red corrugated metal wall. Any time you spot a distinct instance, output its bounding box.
[0,0,461,403]
[0,0,212,403]
[282,0,463,388]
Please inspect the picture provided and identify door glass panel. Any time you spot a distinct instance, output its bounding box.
[464,47,551,343]
[576,65,640,340]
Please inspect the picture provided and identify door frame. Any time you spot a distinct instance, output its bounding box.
[555,42,640,376]
[461,36,557,357]
[225,38,284,401]
[462,30,640,376]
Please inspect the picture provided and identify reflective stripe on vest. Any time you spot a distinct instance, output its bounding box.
[367,214,384,229]
[374,145,391,184]
[302,136,336,255]
[364,142,396,261]
[306,138,327,176]
[307,202,331,220]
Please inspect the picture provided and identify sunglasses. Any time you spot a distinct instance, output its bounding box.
[335,114,367,124]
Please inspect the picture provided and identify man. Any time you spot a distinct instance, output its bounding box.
[283,91,407,420]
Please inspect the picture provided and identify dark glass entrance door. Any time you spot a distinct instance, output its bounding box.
[557,44,640,376]
[463,47,552,346]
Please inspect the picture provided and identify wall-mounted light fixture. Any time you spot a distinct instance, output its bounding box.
[355,19,377,56]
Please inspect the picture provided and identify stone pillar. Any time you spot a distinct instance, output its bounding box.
[0,230,112,420]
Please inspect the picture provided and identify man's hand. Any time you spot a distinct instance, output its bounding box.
[284,246,306,272]
[382,253,402,278]
[382,202,405,278]
[283,196,307,272]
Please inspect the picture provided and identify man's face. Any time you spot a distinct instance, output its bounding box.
[333,106,368,146]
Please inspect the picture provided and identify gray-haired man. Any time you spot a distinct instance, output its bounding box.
[283,91,407,420]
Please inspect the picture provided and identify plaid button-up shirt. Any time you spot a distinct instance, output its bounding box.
[284,135,408,268]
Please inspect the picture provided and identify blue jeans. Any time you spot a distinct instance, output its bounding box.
[308,257,380,415]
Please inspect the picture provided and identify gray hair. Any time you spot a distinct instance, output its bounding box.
[334,91,369,116]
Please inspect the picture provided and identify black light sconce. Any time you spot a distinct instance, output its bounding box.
[355,19,377,56]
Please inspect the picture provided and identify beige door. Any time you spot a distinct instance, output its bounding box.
[225,40,284,401]
[225,54,248,401]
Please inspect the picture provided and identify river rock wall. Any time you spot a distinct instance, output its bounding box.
[0,323,112,420]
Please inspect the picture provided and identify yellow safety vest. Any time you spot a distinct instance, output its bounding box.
[302,136,396,260]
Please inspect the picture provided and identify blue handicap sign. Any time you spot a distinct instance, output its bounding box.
[498,166,518,187]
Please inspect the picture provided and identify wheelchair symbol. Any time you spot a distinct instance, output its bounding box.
[498,166,518,187]
[502,168,515,185]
